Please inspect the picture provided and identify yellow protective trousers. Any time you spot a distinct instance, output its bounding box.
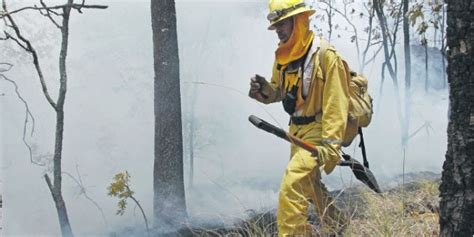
[277,121,345,236]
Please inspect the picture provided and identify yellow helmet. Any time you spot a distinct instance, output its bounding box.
[267,0,315,30]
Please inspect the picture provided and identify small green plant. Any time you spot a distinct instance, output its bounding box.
[107,171,150,235]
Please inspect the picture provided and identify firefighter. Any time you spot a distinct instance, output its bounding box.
[249,0,349,235]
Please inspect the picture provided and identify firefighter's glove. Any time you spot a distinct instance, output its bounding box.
[249,74,268,100]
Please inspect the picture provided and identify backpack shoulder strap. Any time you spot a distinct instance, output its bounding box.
[318,38,352,83]
[318,37,332,76]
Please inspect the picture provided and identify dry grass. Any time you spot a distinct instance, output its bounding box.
[184,209,277,236]
[344,181,440,236]
[186,180,440,237]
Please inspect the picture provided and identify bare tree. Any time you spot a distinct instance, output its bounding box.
[439,0,474,235]
[314,0,334,42]
[151,0,187,233]
[183,17,212,189]
[374,0,408,145]
[0,1,107,236]
[317,1,384,73]
[360,3,383,73]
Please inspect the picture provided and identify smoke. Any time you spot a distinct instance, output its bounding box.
[1,0,448,236]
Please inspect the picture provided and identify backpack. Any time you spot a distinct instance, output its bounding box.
[318,39,373,147]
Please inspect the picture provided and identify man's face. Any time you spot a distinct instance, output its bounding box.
[274,17,294,43]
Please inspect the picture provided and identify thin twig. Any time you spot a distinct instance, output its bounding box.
[38,0,61,29]
[361,3,376,72]
[364,44,384,66]
[407,122,433,141]
[0,62,13,72]
[62,166,109,228]
[388,3,403,74]
[125,185,150,236]
[370,40,384,46]
[320,1,361,66]
[0,74,41,166]
[2,32,29,51]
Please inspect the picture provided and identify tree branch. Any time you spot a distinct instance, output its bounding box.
[38,0,62,29]
[62,166,109,228]
[407,121,432,141]
[388,3,403,74]
[44,173,55,193]
[320,1,361,68]
[374,0,398,82]
[363,44,384,66]
[0,73,42,166]
[0,62,13,72]
[2,1,57,110]
[125,186,150,236]
[361,4,376,72]
[1,3,107,17]
[369,40,383,46]
[75,0,86,14]
[2,31,29,51]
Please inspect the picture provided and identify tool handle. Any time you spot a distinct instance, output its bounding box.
[249,115,288,141]
[248,115,318,156]
[358,128,369,168]
[286,134,318,155]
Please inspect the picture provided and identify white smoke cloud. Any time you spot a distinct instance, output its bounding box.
[1,0,447,235]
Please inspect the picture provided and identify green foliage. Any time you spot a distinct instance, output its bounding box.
[418,21,429,35]
[408,2,445,46]
[107,171,134,216]
[409,4,424,27]
[107,171,150,234]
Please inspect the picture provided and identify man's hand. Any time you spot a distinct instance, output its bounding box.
[249,74,267,101]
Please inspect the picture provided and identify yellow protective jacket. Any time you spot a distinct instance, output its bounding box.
[256,38,350,174]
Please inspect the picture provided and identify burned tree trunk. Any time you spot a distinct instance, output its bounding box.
[151,0,187,233]
[439,0,474,236]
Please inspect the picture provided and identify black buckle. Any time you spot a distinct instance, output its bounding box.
[290,116,316,125]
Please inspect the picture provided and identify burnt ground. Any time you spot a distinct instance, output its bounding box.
[110,172,441,237]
